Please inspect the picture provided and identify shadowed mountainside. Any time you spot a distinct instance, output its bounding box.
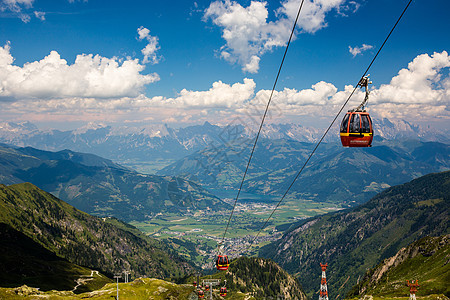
[259,171,450,298]
[0,183,194,281]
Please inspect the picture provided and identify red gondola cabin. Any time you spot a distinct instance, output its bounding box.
[216,255,229,271]
[198,290,205,299]
[220,287,227,297]
[340,111,373,147]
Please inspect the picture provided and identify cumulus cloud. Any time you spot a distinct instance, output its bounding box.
[204,0,350,73]
[33,10,44,20]
[0,0,34,22]
[259,51,450,121]
[349,44,373,57]
[148,78,256,108]
[0,51,448,126]
[137,26,161,64]
[0,42,159,100]
[175,78,255,107]
[372,51,450,105]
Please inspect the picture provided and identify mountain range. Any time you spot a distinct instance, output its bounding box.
[159,138,450,205]
[0,119,448,173]
[0,145,228,221]
[259,170,450,298]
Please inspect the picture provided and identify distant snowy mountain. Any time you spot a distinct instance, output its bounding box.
[374,118,449,142]
[0,119,447,173]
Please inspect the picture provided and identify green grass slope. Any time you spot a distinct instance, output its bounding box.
[347,235,449,299]
[0,183,194,281]
[0,278,196,299]
[259,171,450,298]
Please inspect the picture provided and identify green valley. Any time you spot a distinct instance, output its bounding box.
[130,196,342,269]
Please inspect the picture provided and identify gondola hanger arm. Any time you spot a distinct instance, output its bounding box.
[352,75,372,112]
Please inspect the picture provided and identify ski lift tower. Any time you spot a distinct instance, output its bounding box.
[113,274,121,300]
[406,280,419,300]
[123,270,130,283]
[202,279,221,300]
[319,263,329,300]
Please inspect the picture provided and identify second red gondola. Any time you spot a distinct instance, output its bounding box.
[216,255,229,271]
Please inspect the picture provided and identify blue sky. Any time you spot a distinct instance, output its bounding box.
[0,0,449,129]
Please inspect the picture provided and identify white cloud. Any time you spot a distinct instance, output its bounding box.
[0,0,34,22]
[157,78,256,108]
[372,51,450,105]
[0,42,159,100]
[349,44,373,57]
[137,26,150,40]
[256,51,450,121]
[0,51,448,126]
[33,10,44,20]
[243,55,260,73]
[137,26,161,64]
[204,0,349,73]
[0,0,34,11]
[279,0,347,33]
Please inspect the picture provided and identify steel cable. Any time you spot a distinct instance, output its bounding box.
[240,0,414,256]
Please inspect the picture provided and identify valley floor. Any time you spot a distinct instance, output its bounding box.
[130,196,342,269]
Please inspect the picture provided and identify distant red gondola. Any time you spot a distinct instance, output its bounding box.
[193,281,197,287]
[205,284,210,291]
[216,255,229,271]
[220,287,227,297]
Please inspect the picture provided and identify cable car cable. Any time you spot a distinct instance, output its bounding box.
[240,0,413,255]
[218,0,306,249]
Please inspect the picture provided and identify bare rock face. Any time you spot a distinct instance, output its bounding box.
[349,234,450,298]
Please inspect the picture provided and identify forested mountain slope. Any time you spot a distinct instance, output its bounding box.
[0,183,194,280]
[259,171,450,298]
[198,257,307,300]
[0,222,112,292]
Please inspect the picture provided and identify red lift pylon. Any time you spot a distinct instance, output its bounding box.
[319,263,329,300]
[406,280,419,300]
